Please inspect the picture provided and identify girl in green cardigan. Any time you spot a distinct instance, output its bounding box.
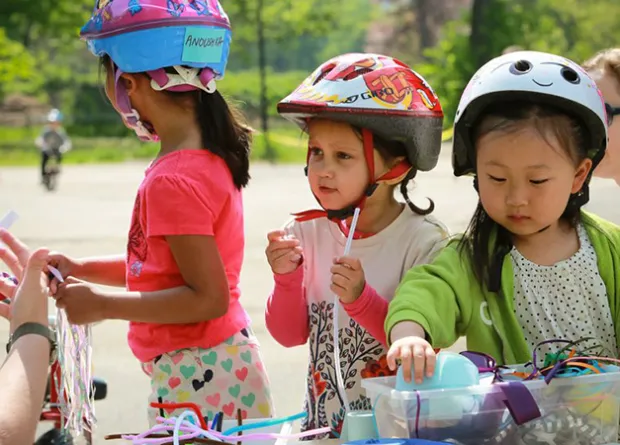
[385,50,620,384]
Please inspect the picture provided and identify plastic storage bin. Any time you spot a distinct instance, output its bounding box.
[362,370,620,445]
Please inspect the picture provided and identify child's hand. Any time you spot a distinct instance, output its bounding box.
[48,253,81,294]
[53,277,107,325]
[330,256,365,304]
[265,230,303,275]
[387,336,436,384]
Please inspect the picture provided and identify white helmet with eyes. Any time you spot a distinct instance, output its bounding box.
[452,50,609,177]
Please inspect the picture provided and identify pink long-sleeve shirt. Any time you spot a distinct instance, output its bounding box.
[264,208,450,435]
[265,266,389,347]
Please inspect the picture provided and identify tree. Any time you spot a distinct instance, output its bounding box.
[0,29,42,101]
[224,0,374,159]
[0,0,93,109]
[369,0,470,62]
[416,0,620,128]
[256,0,273,160]
[0,0,91,46]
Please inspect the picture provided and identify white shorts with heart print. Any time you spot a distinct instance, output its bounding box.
[140,327,275,426]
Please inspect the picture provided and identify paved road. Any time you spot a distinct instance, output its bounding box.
[0,144,617,442]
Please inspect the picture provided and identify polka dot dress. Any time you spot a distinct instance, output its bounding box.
[511,223,617,361]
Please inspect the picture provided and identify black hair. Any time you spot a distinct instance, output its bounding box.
[188,88,252,189]
[100,54,252,189]
[352,126,434,215]
[457,100,590,292]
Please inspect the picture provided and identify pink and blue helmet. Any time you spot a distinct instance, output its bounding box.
[80,0,231,141]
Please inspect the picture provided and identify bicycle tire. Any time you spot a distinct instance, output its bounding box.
[34,427,74,445]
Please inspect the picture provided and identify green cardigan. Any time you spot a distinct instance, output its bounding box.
[385,211,620,365]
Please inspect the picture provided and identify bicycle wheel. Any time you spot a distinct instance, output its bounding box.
[34,427,74,445]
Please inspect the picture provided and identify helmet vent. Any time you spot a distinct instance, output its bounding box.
[343,67,373,81]
[510,60,532,75]
[561,67,580,84]
[313,64,336,85]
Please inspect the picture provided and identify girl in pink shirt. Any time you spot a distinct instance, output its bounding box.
[46,0,274,426]
[264,53,450,437]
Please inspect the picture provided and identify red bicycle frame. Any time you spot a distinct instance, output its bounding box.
[39,360,93,443]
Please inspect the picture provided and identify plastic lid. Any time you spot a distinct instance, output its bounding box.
[395,351,480,391]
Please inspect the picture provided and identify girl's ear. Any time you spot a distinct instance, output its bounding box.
[375,154,411,185]
[119,73,141,97]
[387,155,407,169]
[572,158,593,194]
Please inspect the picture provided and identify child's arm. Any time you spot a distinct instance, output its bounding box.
[34,128,49,151]
[263,227,309,347]
[58,128,72,152]
[58,173,233,324]
[50,254,127,288]
[265,267,309,347]
[97,235,229,323]
[342,283,388,346]
[73,255,126,286]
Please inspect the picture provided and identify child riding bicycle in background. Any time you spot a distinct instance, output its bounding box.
[35,109,72,183]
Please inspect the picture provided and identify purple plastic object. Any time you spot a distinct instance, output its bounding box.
[459,351,541,425]
[496,381,541,425]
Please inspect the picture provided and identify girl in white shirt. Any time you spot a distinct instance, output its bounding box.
[263,53,450,437]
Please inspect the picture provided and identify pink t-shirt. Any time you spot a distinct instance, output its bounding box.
[126,149,250,362]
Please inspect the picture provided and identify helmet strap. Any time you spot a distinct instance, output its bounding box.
[148,66,217,93]
[114,66,159,142]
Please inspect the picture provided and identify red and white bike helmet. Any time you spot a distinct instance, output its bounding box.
[453,50,608,178]
[277,53,444,222]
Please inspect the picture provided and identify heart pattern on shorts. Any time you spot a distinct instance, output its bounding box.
[147,331,272,425]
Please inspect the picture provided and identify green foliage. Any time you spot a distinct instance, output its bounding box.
[0,29,42,99]
[414,18,474,131]
[414,0,620,128]
[57,69,308,137]
[225,0,374,72]
[0,0,91,44]
[219,70,308,117]
[0,125,307,166]
[69,82,132,137]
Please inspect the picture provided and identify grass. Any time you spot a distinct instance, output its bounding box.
[0,126,308,166]
[0,125,453,167]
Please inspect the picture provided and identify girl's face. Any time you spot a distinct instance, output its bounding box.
[590,70,620,181]
[306,120,388,210]
[476,126,592,237]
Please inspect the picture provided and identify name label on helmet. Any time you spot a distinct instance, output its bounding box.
[182,26,226,64]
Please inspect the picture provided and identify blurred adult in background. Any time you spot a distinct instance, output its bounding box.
[583,48,620,185]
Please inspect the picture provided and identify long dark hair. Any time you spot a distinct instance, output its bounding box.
[100,55,252,189]
[457,101,589,292]
[353,126,434,215]
[190,88,252,189]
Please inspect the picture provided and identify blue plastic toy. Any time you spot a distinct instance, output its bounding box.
[395,351,480,391]
[394,351,482,421]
